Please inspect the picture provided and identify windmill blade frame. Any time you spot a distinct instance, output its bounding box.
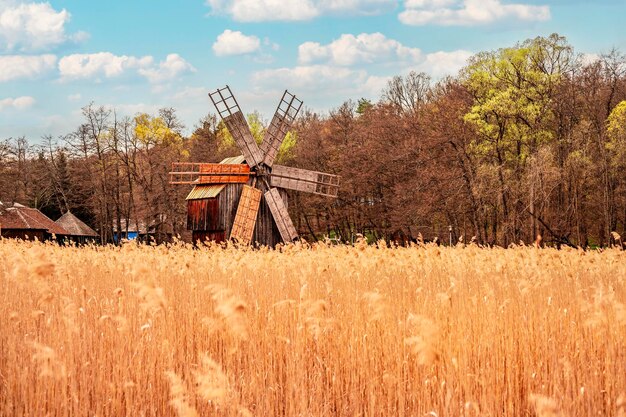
[230,185,262,244]
[264,187,298,242]
[209,86,264,168]
[169,162,251,185]
[260,90,303,168]
[270,165,340,198]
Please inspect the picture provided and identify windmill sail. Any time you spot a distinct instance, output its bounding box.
[270,165,340,197]
[209,86,264,168]
[260,90,302,168]
[169,162,251,185]
[264,188,298,242]
[230,185,262,244]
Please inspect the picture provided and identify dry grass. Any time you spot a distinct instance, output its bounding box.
[0,238,625,416]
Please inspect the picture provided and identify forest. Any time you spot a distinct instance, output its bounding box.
[1,33,625,247]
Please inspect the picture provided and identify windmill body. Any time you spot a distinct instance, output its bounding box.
[170,86,339,246]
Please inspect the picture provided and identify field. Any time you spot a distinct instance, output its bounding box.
[0,239,625,417]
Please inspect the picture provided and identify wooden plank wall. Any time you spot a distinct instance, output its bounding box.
[186,182,287,247]
[187,199,220,231]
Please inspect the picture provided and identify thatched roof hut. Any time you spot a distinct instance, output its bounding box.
[0,202,69,240]
[55,211,98,239]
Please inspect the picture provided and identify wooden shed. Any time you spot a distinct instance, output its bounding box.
[55,211,99,243]
[186,156,287,246]
[0,202,69,241]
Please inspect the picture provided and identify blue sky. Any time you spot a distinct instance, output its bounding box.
[1,0,625,142]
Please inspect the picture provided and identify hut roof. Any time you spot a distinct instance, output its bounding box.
[55,211,98,237]
[0,203,69,235]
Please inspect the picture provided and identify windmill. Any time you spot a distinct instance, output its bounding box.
[169,86,340,246]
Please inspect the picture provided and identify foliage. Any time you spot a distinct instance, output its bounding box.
[462,34,571,163]
[356,98,373,115]
[607,100,626,168]
[134,113,185,153]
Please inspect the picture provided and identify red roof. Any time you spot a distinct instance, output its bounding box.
[0,204,70,235]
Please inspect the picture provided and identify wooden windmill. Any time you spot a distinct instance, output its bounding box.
[170,86,340,246]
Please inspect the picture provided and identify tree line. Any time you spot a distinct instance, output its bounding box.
[1,33,625,247]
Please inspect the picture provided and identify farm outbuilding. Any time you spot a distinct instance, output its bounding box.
[112,217,173,244]
[112,219,146,242]
[184,155,288,246]
[55,211,99,243]
[0,202,69,241]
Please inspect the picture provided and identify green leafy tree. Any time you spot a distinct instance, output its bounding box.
[462,33,574,244]
[356,98,373,115]
[607,100,626,168]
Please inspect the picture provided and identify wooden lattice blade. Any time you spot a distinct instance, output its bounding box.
[264,187,298,243]
[209,86,264,168]
[169,162,250,185]
[260,113,289,168]
[270,165,340,197]
[222,111,264,168]
[261,90,302,168]
[230,185,262,244]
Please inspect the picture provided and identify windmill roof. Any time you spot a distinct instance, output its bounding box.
[55,212,98,237]
[186,184,226,200]
[0,204,69,235]
[220,155,245,164]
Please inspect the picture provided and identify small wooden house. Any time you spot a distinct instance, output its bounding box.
[0,202,69,241]
[112,217,173,244]
[55,211,99,243]
[185,156,287,246]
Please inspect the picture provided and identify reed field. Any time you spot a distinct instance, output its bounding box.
[0,239,625,417]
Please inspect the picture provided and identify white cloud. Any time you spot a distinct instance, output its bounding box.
[59,52,153,80]
[399,0,550,26]
[299,32,421,66]
[171,86,207,101]
[362,74,392,96]
[416,49,473,77]
[256,50,470,95]
[252,44,472,111]
[67,93,81,102]
[107,102,161,116]
[318,0,396,14]
[296,32,470,77]
[0,96,35,111]
[207,0,318,22]
[0,54,56,82]
[58,52,194,83]
[252,65,367,92]
[0,1,86,51]
[213,30,261,56]
[206,0,395,22]
[138,54,196,83]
